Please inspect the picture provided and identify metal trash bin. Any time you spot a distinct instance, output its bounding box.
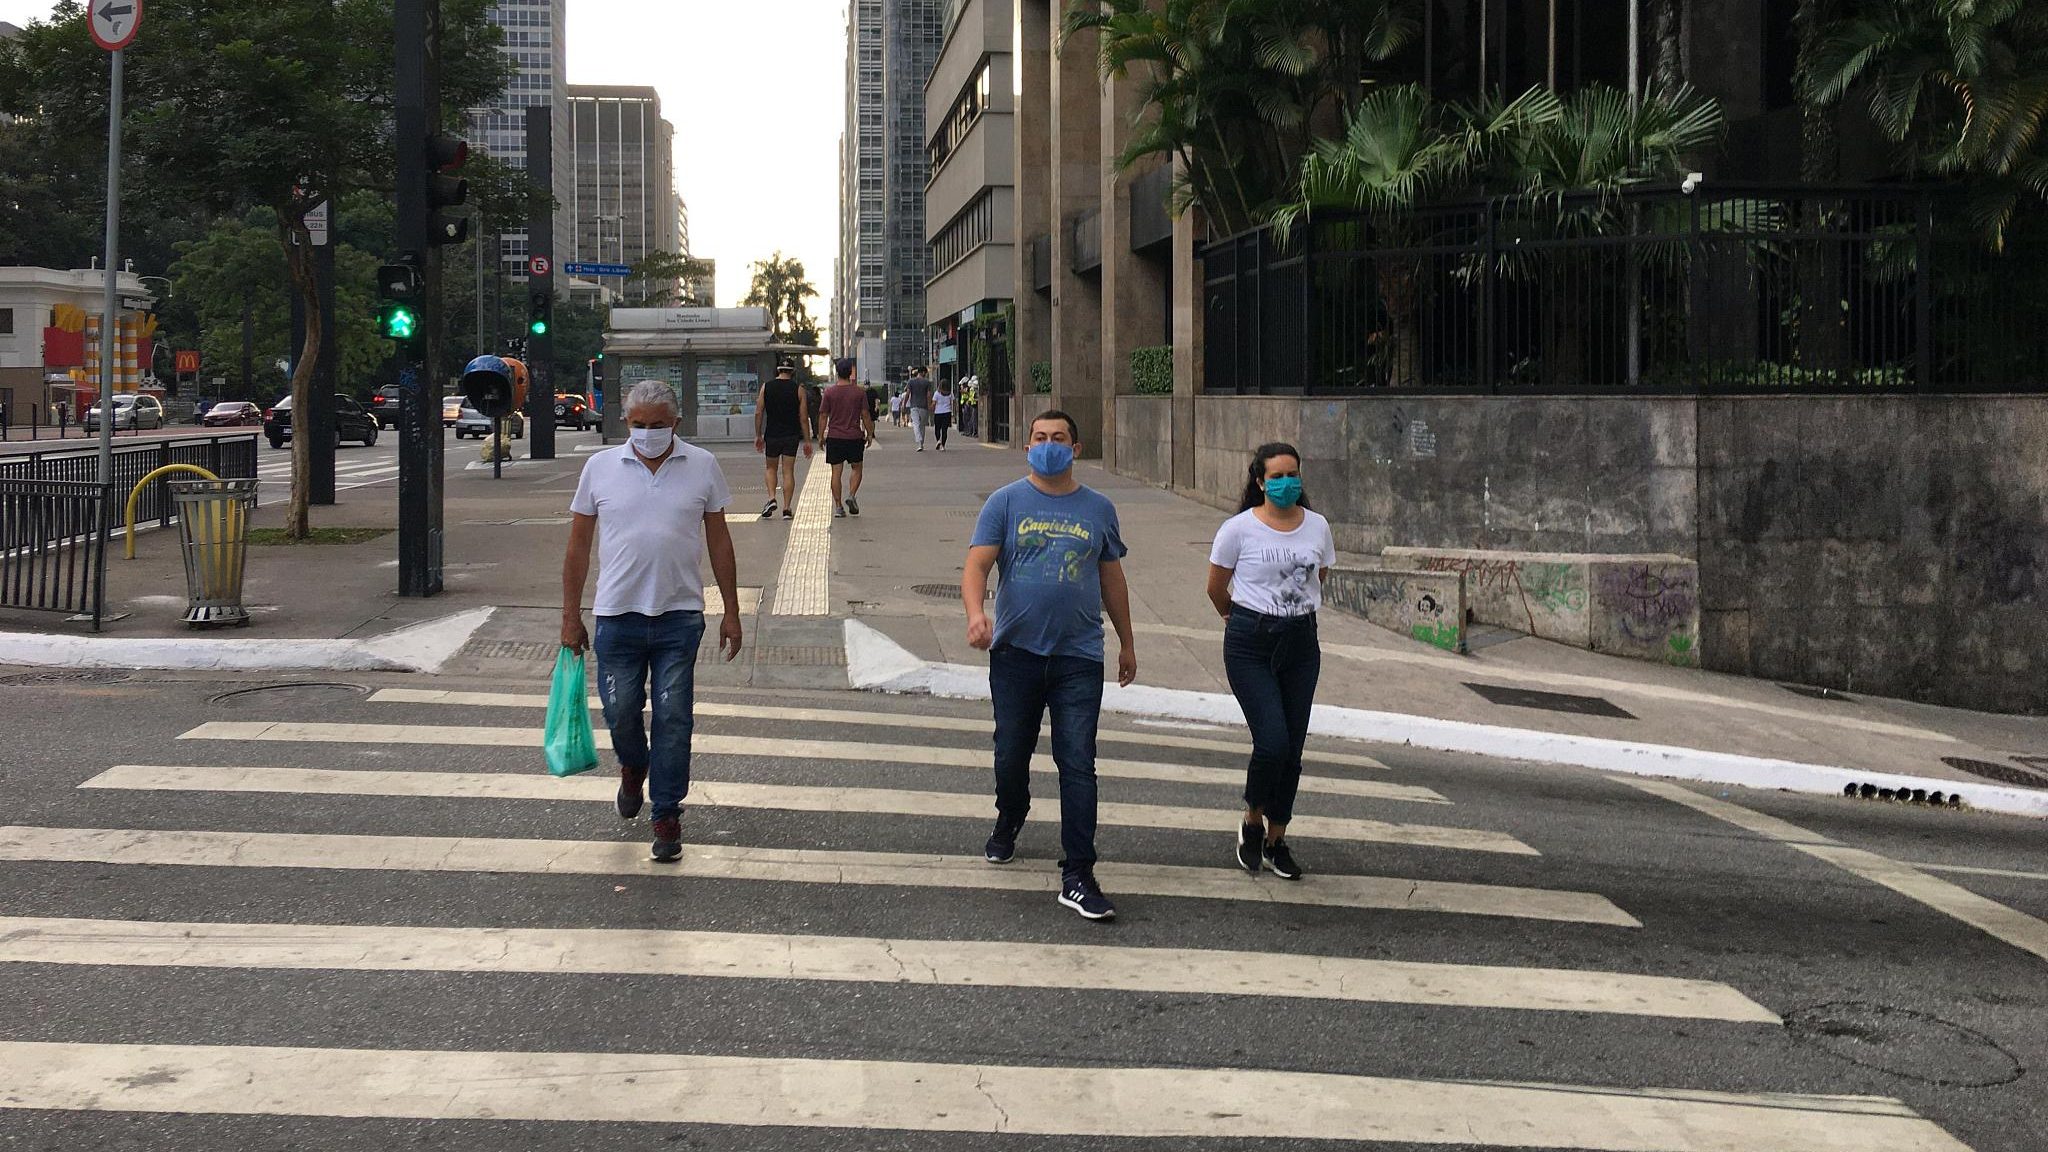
[169,478,259,627]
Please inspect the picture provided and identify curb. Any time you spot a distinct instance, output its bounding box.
[0,608,495,675]
[843,621,2048,820]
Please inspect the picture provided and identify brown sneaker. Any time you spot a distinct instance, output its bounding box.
[651,813,683,862]
[616,765,648,820]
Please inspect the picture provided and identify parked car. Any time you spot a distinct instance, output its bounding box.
[370,385,406,429]
[553,393,598,430]
[84,394,165,431]
[263,394,380,449]
[454,405,525,440]
[441,395,463,427]
[202,401,263,428]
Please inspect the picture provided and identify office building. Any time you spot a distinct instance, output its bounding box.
[834,0,885,367]
[567,84,683,304]
[472,0,574,285]
[923,0,1012,406]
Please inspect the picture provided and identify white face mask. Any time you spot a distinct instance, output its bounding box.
[628,425,675,459]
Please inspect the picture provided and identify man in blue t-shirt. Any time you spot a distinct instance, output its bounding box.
[962,409,1137,921]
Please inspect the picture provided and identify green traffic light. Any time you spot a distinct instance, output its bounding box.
[380,305,418,340]
[529,319,549,336]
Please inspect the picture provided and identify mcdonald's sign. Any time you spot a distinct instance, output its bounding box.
[175,350,200,374]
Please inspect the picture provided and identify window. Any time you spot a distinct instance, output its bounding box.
[0,308,12,335]
[927,61,991,173]
[930,192,993,272]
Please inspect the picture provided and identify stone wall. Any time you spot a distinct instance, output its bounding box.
[1324,567,1467,652]
[1110,395,1174,488]
[1128,393,2048,712]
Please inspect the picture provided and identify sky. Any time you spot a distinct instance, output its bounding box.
[0,0,847,317]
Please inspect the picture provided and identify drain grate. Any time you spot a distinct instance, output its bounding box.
[1940,756,2048,789]
[1781,683,1858,703]
[912,583,991,601]
[754,646,847,667]
[0,669,131,686]
[1464,682,1636,720]
[462,639,559,663]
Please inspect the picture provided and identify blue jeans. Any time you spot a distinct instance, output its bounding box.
[989,644,1103,871]
[1223,608,1321,827]
[593,610,705,820]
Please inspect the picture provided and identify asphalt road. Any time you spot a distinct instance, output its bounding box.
[0,669,2041,1150]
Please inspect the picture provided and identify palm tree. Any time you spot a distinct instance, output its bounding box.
[740,252,820,346]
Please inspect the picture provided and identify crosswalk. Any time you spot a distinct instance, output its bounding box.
[0,682,1977,1149]
[251,450,403,506]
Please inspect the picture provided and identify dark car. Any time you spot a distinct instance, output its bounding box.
[202,401,263,427]
[553,393,596,430]
[369,385,406,429]
[263,394,379,449]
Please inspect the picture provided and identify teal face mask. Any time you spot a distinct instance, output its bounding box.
[1263,476,1303,508]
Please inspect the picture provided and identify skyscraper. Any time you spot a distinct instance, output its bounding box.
[835,0,886,370]
[567,85,682,303]
[471,0,574,286]
[883,0,942,380]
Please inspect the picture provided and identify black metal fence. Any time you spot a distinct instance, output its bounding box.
[0,480,111,627]
[0,434,259,531]
[1202,185,2048,395]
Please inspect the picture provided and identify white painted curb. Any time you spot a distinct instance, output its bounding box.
[0,607,495,675]
[843,620,2048,820]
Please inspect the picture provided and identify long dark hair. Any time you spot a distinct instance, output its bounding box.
[1238,442,1311,512]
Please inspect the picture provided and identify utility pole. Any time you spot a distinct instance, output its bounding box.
[393,0,457,597]
[90,3,142,485]
[311,208,338,504]
[523,104,556,460]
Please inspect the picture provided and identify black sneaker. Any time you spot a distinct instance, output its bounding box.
[1235,821,1263,874]
[846,497,861,516]
[984,816,1023,864]
[782,507,795,520]
[1058,870,1117,920]
[651,813,683,863]
[617,765,648,820]
[758,499,778,519]
[1263,838,1303,881]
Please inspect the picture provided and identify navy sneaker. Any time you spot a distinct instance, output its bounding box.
[984,816,1024,864]
[651,813,682,863]
[1236,821,1263,874]
[617,765,648,820]
[1058,870,1117,920]
[1263,838,1303,881]
[846,496,861,516]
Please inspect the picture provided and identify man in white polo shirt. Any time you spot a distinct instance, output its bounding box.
[562,379,743,862]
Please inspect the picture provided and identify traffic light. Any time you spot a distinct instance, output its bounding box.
[528,291,551,337]
[426,134,470,246]
[376,261,424,342]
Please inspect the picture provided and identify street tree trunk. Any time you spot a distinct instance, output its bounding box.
[278,213,320,540]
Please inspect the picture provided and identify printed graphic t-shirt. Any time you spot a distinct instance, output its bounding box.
[820,383,867,440]
[972,478,1128,661]
[1208,508,1337,617]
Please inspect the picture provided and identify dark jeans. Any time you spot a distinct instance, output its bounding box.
[989,644,1103,871]
[594,610,705,820]
[1223,608,1321,827]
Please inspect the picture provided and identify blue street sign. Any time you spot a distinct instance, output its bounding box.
[564,262,633,277]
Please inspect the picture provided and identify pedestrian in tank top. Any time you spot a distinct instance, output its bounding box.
[753,363,813,520]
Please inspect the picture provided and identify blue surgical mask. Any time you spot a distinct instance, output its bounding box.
[1027,441,1074,477]
[1264,476,1304,508]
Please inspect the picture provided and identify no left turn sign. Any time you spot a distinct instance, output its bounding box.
[90,0,142,50]
[529,256,551,277]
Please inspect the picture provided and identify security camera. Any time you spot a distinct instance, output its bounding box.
[1681,172,1705,195]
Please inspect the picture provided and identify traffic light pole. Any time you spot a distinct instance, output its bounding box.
[523,105,556,460]
[394,0,444,597]
[312,233,338,503]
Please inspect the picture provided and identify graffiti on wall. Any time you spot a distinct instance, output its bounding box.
[1596,564,1701,665]
[1416,555,1586,635]
[1325,570,1465,653]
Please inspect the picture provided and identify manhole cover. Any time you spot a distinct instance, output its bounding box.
[1464,682,1636,720]
[209,682,370,707]
[1940,757,2048,789]
[1785,1002,2023,1087]
[0,669,131,686]
[912,583,992,601]
[1781,683,1858,703]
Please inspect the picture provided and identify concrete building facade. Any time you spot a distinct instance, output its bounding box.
[0,267,157,420]
[473,0,575,285]
[834,0,886,363]
[567,84,683,304]
[922,0,1013,388]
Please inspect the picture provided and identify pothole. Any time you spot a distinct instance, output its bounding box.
[209,682,371,708]
[0,670,132,686]
[1784,1002,2024,1087]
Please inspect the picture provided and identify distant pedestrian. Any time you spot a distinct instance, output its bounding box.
[932,380,955,451]
[753,363,813,520]
[959,376,978,439]
[802,379,825,442]
[820,356,875,518]
[562,380,743,863]
[889,388,905,427]
[963,409,1138,921]
[1204,442,1334,880]
[905,366,934,451]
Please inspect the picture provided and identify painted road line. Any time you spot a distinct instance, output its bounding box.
[2,823,1599,920]
[769,457,831,616]
[0,915,1763,1020]
[0,1040,1968,1149]
[1912,862,2048,884]
[86,766,1529,854]
[1624,778,2048,965]
[368,688,1390,770]
[177,721,1429,804]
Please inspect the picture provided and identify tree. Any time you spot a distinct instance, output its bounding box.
[626,250,716,306]
[740,252,820,345]
[0,0,511,538]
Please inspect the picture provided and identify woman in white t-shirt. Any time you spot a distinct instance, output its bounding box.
[932,381,956,450]
[1205,442,1336,880]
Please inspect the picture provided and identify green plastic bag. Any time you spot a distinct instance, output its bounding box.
[544,647,599,777]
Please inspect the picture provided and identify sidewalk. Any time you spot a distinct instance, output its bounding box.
[4,422,2045,807]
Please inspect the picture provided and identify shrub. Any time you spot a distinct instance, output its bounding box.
[1129,345,1173,394]
[1030,360,1053,393]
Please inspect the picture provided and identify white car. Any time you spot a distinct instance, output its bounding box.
[453,405,525,439]
[84,394,165,431]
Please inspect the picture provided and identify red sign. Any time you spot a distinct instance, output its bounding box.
[175,349,200,374]
[529,256,551,276]
[89,0,143,50]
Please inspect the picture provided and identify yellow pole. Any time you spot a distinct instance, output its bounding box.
[124,464,219,560]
